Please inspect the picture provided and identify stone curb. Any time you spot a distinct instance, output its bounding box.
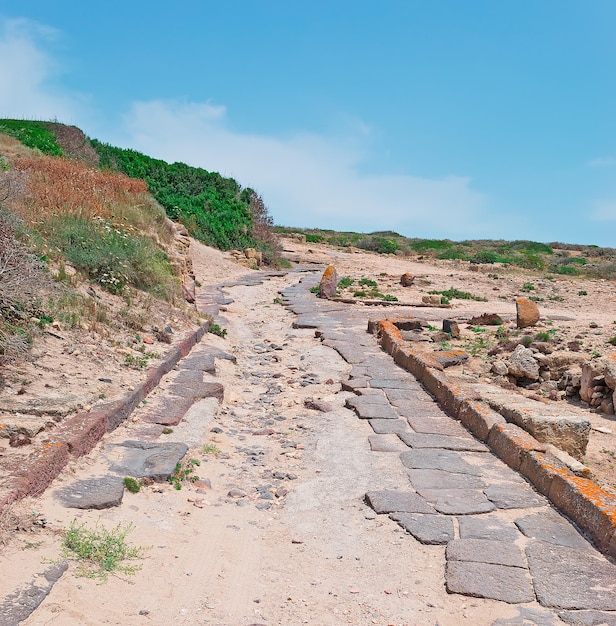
[0,321,211,509]
[372,318,616,560]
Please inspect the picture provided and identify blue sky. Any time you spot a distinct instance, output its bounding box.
[0,1,614,246]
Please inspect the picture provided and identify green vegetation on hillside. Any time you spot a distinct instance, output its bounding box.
[0,119,63,156]
[90,141,258,252]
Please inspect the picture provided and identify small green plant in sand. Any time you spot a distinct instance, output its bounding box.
[123,477,141,493]
[168,458,201,490]
[202,443,222,455]
[61,519,147,580]
[208,323,227,338]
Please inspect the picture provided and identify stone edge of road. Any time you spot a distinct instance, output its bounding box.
[0,320,212,509]
[372,317,616,561]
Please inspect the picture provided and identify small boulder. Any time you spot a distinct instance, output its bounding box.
[422,295,442,305]
[508,344,540,380]
[318,265,338,299]
[442,319,460,338]
[400,273,415,287]
[491,360,509,376]
[516,298,540,329]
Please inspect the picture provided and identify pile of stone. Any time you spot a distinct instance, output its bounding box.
[228,248,263,267]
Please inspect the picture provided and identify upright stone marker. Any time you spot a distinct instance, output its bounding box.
[318,265,338,299]
[516,298,540,328]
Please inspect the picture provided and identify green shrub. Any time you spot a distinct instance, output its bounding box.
[337,276,354,289]
[356,236,400,255]
[358,278,378,287]
[550,265,579,276]
[305,233,324,243]
[521,282,535,292]
[0,119,63,156]
[429,287,487,302]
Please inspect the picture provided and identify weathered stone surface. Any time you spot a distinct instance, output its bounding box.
[458,515,521,541]
[405,414,470,436]
[0,415,48,439]
[484,482,546,509]
[446,538,527,568]
[108,440,188,482]
[172,369,204,384]
[398,432,487,452]
[400,449,483,475]
[400,272,415,287]
[368,435,407,452]
[318,265,338,299]
[515,509,592,550]
[527,542,616,610]
[383,388,423,406]
[365,490,435,514]
[446,561,534,603]
[345,396,397,419]
[368,419,409,434]
[434,349,469,368]
[516,297,540,329]
[407,468,485,490]
[56,475,125,509]
[369,378,416,389]
[141,396,195,426]
[422,295,442,305]
[0,562,68,625]
[558,610,616,626]
[390,512,454,544]
[442,319,460,338]
[474,383,591,460]
[169,382,224,402]
[508,344,540,380]
[417,488,496,514]
[492,607,564,626]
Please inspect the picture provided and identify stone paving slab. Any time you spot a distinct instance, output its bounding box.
[398,432,488,452]
[370,378,418,389]
[169,381,224,402]
[345,396,398,419]
[141,396,195,426]
[492,606,564,626]
[416,488,496,514]
[407,468,486,490]
[404,414,471,436]
[390,512,454,544]
[446,538,527,568]
[446,561,535,604]
[368,419,410,434]
[485,482,547,510]
[368,435,408,452]
[108,440,188,482]
[515,509,594,550]
[365,490,436,514]
[382,387,425,406]
[400,449,484,475]
[458,514,522,541]
[55,475,125,509]
[527,542,616,610]
[558,610,616,625]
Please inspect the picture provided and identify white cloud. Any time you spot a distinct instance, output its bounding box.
[114,99,501,238]
[0,18,84,123]
[587,156,616,168]
[591,199,616,222]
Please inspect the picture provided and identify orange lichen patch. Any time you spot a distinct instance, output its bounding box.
[566,476,616,524]
[377,320,403,342]
[322,265,336,280]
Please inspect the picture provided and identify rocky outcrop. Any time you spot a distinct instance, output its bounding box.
[508,345,540,381]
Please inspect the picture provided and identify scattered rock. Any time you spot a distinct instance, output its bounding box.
[442,319,460,338]
[516,298,540,329]
[508,344,540,380]
[400,273,415,287]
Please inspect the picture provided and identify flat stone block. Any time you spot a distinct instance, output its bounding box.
[56,475,124,509]
[400,449,483,475]
[108,440,188,482]
[527,542,616,610]
[172,369,204,384]
[169,382,224,402]
[458,515,521,542]
[368,435,407,452]
[345,396,397,419]
[341,378,370,392]
[365,490,435,514]
[558,610,616,626]
[519,450,570,497]
[417,488,496,514]
[485,482,546,509]
[369,419,409,434]
[458,399,507,442]
[492,607,564,626]
[446,538,526,568]
[370,379,415,389]
[390,512,454,544]
[446,561,535,604]
[384,388,424,407]
[398,432,488,452]
[515,509,592,550]
[141,396,195,426]
[487,422,547,471]
[408,468,485,490]
[406,414,470,437]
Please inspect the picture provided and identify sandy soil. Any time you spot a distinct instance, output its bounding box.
[0,237,613,625]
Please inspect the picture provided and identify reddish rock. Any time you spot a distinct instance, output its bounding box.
[318,265,338,299]
[516,298,540,329]
[400,273,415,287]
[143,337,154,345]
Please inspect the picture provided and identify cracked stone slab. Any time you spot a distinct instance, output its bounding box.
[515,509,592,550]
[368,419,410,435]
[405,414,470,436]
[365,490,436,514]
[141,396,195,426]
[446,561,535,604]
[400,449,484,475]
[108,440,188,482]
[446,539,527,568]
[55,475,125,509]
[345,396,398,419]
[458,515,522,542]
[368,435,408,452]
[527,542,616,610]
[383,388,425,406]
[398,432,488,452]
[390,512,454,544]
[179,354,217,372]
[558,610,616,625]
[407,468,485,490]
[485,482,546,509]
[416,488,496,514]
[169,382,224,402]
[0,562,68,625]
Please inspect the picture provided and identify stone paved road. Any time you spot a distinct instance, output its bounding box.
[282,274,616,626]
